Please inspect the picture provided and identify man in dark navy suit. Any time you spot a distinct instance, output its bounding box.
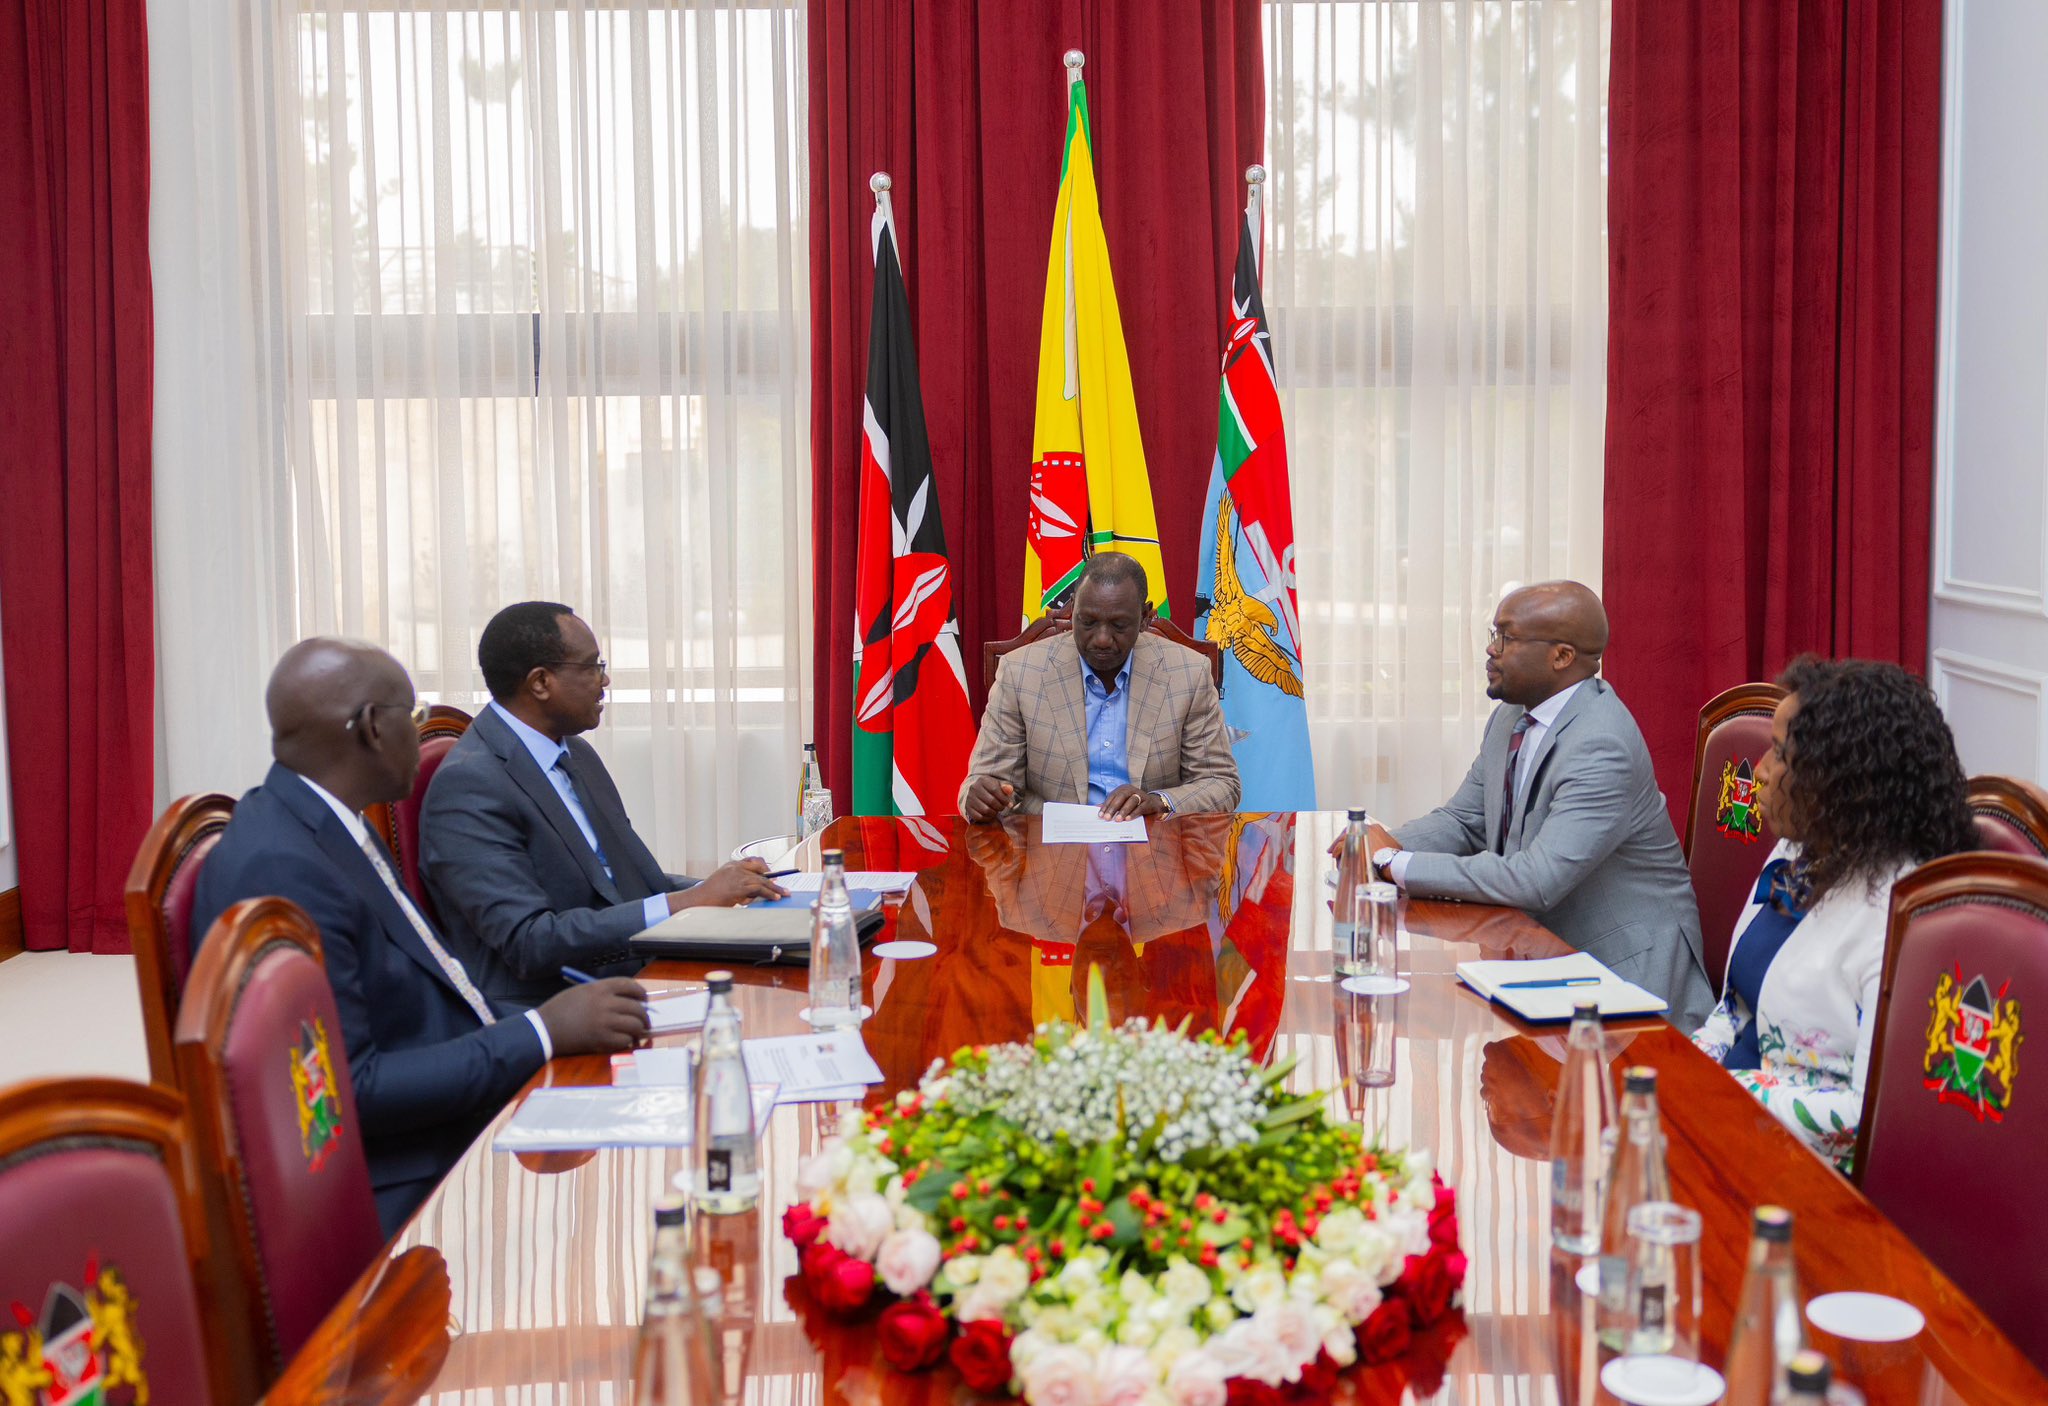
[420,602,785,1007]
[192,638,649,1232]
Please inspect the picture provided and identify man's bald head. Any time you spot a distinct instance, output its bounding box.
[267,638,420,808]
[1485,581,1607,706]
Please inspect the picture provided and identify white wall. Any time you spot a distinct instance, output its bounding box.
[1928,0,2048,781]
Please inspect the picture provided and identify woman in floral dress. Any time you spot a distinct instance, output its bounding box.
[1692,657,1975,1172]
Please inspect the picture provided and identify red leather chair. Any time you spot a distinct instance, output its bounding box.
[1965,774,2048,858]
[1682,684,1785,993]
[175,896,385,1387]
[0,1078,231,1405]
[123,793,238,1088]
[364,703,471,916]
[983,607,1226,696]
[1853,852,2048,1366]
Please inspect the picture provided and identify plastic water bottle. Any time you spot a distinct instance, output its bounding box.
[1549,1001,1615,1256]
[690,973,761,1215]
[1597,1066,1670,1349]
[1332,808,1373,975]
[807,848,862,1028]
[1722,1206,1807,1405]
[633,1196,719,1403]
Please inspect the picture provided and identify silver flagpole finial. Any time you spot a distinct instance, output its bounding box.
[870,172,892,194]
[1245,165,1267,186]
[1064,50,1086,71]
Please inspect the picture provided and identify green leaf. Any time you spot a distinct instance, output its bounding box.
[1256,1097,1323,1132]
[1087,963,1111,1031]
[1792,1101,1825,1135]
[905,1167,955,1214]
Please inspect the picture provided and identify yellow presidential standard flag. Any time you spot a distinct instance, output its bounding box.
[1022,54,1169,623]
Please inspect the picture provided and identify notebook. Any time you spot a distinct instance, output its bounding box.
[1455,952,1669,1023]
[629,891,887,965]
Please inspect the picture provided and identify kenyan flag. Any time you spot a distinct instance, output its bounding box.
[851,185,975,816]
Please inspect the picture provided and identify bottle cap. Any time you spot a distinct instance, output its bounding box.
[1572,998,1600,1020]
[653,1194,689,1228]
[1753,1205,1793,1242]
[1623,1066,1658,1094]
[1786,1350,1831,1393]
[707,970,734,994]
[822,847,845,864]
[1347,807,1367,822]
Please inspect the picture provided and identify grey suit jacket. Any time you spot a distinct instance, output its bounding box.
[960,632,1241,815]
[1395,678,1714,1030]
[419,706,692,1006]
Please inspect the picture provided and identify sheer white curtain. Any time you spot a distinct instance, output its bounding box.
[1264,0,1609,821]
[152,0,812,871]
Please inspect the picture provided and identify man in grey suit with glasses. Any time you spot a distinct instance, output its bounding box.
[420,601,787,1008]
[1368,581,1713,1031]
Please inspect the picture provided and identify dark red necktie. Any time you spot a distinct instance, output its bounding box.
[1496,714,1534,852]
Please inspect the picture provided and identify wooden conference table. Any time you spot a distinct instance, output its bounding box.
[271,813,2046,1405]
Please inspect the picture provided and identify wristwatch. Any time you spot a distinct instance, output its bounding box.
[1373,846,1398,869]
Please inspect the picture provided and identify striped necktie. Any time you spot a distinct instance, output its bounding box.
[1496,714,1535,852]
[355,830,497,1026]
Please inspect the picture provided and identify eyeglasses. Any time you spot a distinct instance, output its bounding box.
[345,700,430,731]
[1486,628,1572,654]
[538,657,607,675]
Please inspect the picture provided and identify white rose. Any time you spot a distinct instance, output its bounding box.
[957,1284,1014,1324]
[1120,1270,1158,1307]
[1229,1265,1288,1315]
[1207,1320,1292,1388]
[948,1254,985,1287]
[1020,1344,1100,1406]
[1315,1259,1383,1324]
[1398,1211,1431,1260]
[1160,1260,1212,1314]
[1116,1313,1159,1348]
[1202,1298,1237,1332]
[1010,1328,1052,1372]
[1321,1324,1357,1368]
[796,1138,849,1198]
[1253,1302,1321,1374]
[1164,1350,1229,1406]
[875,1228,942,1295]
[836,1108,866,1140]
[825,1194,894,1261]
[1313,1206,1366,1256]
[1095,1345,1156,1406]
[980,1247,1032,1306]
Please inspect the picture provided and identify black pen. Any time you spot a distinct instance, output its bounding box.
[765,868,800,879]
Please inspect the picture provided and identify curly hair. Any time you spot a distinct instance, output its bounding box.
[1774,654,1975,906]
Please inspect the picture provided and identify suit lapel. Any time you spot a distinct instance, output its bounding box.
[1124,639,1160,792]
[564,744,661,900]
[477,708,623,903]
[1047,652,1089,803]
[1483,709,1518,850]
[1510,680,1601,849]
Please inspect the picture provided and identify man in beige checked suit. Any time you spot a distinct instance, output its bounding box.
[960,553,1240,822]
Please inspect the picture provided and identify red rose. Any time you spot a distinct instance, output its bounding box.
[1355,1299,1413,1364]
[1299,1350,1340,1394]
[784,1202,829,1249]
[800,1240,846,1283]
[1225,1377,1283,1406]
[1428,1186,1460,1251]
[1394,1251,1456,1328]
[802,1241,875,1315]
[950,1319,1015,1394]
[879,1293,951,1372]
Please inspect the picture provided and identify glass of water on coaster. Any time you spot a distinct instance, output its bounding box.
[1601,1201,1722,1406]
[1339,881,1407,994]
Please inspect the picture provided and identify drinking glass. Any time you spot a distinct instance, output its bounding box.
[1335,985,1398,1090]
[1616,1201,1705,1396]
[1339,881,1405,993]
[800,786,835,840]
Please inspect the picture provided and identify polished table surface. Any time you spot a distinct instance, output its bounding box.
[271,813,2047,1405]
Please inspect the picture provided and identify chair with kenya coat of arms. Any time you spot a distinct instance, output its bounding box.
[1964,773,2048,859]
[1683,683,1786,994]
[123,792,238,1088]
[0,1078,231,1405]
[1852,851,2048,1367]
[175,896,385,1391]
[364,702,473,920]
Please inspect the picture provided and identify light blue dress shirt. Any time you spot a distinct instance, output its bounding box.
[488,701,670,928]
[1081,654,1134,806]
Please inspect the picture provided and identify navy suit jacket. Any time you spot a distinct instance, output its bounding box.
[191,764,546,1232]
[419,705,691,1006]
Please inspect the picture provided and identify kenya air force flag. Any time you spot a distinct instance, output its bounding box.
[852,195,975,817]
[1023,57,1169,621]
[1194,187,1316,811]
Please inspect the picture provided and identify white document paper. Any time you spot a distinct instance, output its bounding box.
[1040,801,1149,845]
[646,991,710,1033]
[492,1083,778,1152]
[744,1029,885,1098]
[776,871,918,895]
[624,1047,871,1106]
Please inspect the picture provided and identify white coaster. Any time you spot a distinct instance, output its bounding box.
[797,1005,873,1025]
[1805,1291,1926,1343]
[1600,1357,1725,1406]
[871,940,937,960]
[1574,1261,1601,1296]
[1340,975,1410,995]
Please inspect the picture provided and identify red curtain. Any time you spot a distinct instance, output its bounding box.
[1603,0,1942,820]
[809,0,1265,808]
[0,0,156,952]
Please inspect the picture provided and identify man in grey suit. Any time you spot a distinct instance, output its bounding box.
[420,601,786,1006]
[1371,582,1713,1029]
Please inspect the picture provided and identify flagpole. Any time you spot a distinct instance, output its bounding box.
[870,171,901,272]
[1065,48,1084,89]
[1245,164,1266,281]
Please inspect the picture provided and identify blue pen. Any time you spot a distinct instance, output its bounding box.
[1500,975,1601,990]
[560,965,599,986]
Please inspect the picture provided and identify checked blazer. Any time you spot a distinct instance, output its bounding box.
[959,632,1241,815]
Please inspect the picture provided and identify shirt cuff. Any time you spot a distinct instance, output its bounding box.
[524,1008,553,1061]
[1387,851,1412,887]
[643,892,673,928]
[1151,790,1175,813]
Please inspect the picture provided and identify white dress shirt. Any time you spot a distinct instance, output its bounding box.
[297,769,552,1058]
[488,701,672,930]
